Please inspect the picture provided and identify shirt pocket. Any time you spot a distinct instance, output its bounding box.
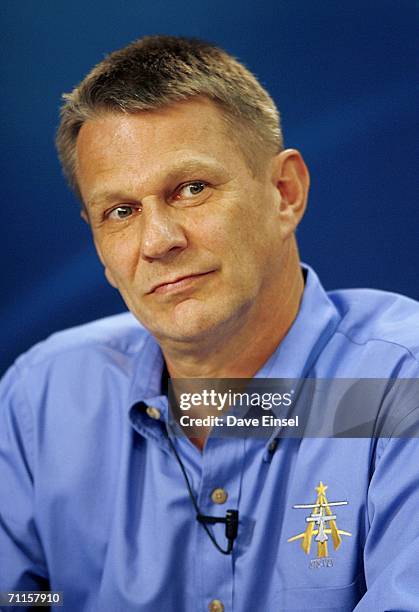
[276,574,364,611]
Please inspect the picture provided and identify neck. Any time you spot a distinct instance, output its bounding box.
[162,239,305,379]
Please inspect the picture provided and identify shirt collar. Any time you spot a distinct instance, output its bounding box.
[254,263,341,379]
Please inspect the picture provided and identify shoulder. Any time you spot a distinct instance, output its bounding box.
[11,311,151,376]
[328,287,419,362]
[0,312,156,425]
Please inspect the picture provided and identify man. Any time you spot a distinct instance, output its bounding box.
[1,35,418,611]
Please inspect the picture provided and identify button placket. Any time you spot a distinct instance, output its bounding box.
[196,438,244,612]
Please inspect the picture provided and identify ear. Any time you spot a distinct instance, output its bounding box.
[97,246,119,289]
[103,267,118,289]
[96,243,118,289]
[270,149,310,239]
[80,208,119,289]
[80,208,89,224]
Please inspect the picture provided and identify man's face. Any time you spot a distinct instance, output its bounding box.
[76,98,298,344]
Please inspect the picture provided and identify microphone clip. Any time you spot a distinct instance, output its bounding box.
[196,509,239,553]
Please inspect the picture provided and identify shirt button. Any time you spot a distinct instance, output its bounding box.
[211,488,228,504]
[146,406,161,420]
[268,439,278,453]
[208,600,224,612]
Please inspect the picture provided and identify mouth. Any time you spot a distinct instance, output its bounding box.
[150,271,215,295]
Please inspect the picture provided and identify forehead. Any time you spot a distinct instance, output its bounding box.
[75,98,257,208]
[76,98,242,176]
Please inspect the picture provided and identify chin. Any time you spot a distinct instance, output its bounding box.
[149,304,228,344]
[156,318,220,343]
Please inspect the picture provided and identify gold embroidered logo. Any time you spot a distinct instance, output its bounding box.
[287,481,352,558]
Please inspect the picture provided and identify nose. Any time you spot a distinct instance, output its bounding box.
[140,198,188,261]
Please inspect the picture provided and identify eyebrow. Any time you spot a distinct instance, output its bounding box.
[85,157,227,210]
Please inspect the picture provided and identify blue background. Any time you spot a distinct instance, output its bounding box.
[1,1,417,375]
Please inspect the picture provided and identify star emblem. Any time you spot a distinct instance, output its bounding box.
[316,481,328,496]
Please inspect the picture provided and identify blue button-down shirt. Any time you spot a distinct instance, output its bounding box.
[1,266,419,611]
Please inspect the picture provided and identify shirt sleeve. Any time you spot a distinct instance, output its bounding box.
[0,364,49,590]
[353,436,419,610]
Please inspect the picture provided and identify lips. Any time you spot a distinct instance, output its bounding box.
[149,271,214,294]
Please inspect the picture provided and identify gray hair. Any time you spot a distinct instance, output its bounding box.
[56,35,283,200]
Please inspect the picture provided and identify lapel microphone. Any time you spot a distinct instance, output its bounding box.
[166,429,240,555]
[197,510,239,554]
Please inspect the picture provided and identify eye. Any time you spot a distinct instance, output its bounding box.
[107,205,140,220]
[176,181,207,199]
